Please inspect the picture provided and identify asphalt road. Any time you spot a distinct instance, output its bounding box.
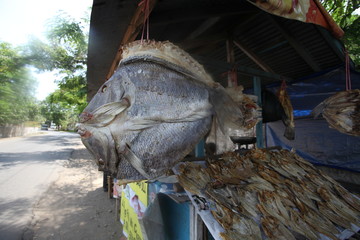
[0,130,83,240]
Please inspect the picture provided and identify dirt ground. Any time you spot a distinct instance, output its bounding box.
[24,146,124,240]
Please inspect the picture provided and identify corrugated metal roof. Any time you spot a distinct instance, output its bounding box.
[87,0,348,100]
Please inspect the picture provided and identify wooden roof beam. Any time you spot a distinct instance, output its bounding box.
[177,35,226,51]
[150,8,255,25]
[233,39,275,73]
[186,17,221,40]
[193,54,289,82]
[266,14,322,72]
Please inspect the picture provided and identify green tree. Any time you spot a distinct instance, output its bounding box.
[0,42,39,125]
[26,12,89,128]
[320,0,360,68]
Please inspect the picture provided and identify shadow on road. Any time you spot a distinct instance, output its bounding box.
[27,148,123,240]
[0,197,34,240]
[0,149,75,165]
[22,131,80,147]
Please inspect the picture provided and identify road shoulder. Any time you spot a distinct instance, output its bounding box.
[25,147,123,240]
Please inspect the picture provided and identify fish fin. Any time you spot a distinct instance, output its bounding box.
[178,103,213,122]
[128,103,212,131]
[284,126,295,140]
[149,175,178,183]
[127,119,160,131]
[209,85,244,135]
[205,117,236,154]
[122,144,152,179]
[311,102,325,119]
[91,99,129,126]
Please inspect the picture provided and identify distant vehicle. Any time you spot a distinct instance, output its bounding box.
[41,124,48,130]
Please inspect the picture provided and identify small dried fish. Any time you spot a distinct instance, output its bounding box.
[176,149,360,240]
[246,175,275,192]
[317,201,353,229]
[333,184,360,212]
[257,165,284,185]
[177,162,211,195]
[288,209,319,240]
[261,216,296,240]
[237,191,260,218]
[303,210,339,240]
[277,81,295,140]
[312,89,360,136]
[258,191,288,224]
[317,187,358,223]
[213,204,262,240]
[262,88,295,140]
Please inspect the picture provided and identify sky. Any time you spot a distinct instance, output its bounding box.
[0,0,93,100]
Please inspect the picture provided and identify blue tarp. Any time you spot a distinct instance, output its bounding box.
[268,67,360,112]
[265,119,360,172]
[264,67,360,171]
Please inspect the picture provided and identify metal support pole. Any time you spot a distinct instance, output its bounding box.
[195,139,205,157]
[253,76,264,148]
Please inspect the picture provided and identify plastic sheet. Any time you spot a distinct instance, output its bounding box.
[266,119,360,172]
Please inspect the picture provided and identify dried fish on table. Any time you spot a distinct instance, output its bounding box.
[77,40,257,182]
[261,216,296,240]
[212,203,262,240]
[176,149,360,240]
[312,89,360,136]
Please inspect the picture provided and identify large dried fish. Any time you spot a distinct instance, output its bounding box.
[312,89,360,136]
[77,40,256,181]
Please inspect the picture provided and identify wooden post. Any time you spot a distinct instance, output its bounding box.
[253,76,264,148]
[107,176,113,199]
[115,198,120,221]
[226,38,237,87]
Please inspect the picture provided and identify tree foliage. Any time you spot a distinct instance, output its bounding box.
[320,0,360,68]
[26,12,88,73]
[0,42,40,125]
[26,12,89,129]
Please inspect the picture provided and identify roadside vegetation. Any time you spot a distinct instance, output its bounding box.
[320,0,360,69]
[0,12,88,131]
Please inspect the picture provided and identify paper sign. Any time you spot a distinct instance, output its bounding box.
[120,181,148,240]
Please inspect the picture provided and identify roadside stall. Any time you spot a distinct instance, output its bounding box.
[79,0,360,239]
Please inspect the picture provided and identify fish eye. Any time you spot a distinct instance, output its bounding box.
[101,85,107,92]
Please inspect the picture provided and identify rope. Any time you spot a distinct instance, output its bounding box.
[138,0,150,42]
[345,49,352,91]
[277,79,287,97]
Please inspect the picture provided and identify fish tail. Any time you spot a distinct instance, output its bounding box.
[311,102,325,119]
[209,85,244,135]
[284,125,295,140]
